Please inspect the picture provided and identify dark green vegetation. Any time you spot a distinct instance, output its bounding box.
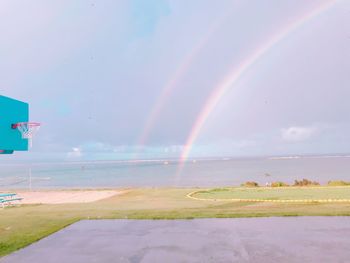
[240,181,259,187]
[241,178,323,187]
[240,179,350,188]
[328,180,350,186]
[293,179,320,186]
[271,181,290,187]
[1,187,350,257]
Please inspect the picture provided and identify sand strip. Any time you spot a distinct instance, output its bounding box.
[15,190,122,204]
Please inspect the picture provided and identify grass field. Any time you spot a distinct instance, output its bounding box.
[1,187,350,257]
[191,186,350,201]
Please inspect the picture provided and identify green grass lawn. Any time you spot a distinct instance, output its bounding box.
[193,186,350,201]
[1,187,350,257]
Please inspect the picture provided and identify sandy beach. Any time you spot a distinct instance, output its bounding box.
[14,190,123,204]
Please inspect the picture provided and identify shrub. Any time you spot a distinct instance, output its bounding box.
[293,179,320,186]
[271,181,289,187]
[241,181,259,187]
[327,180,350,186]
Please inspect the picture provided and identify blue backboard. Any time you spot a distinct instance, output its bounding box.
[0,95,29,154]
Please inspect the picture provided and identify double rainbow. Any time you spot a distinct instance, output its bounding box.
[177,0,337,174]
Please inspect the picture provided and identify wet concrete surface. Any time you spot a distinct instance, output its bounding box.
[1,217,350,263]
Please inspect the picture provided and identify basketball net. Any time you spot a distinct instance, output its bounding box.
[12,122,41,148]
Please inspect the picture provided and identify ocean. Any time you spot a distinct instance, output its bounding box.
[0,156,349,189]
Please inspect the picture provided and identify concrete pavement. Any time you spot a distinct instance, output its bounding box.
[1,217,350,263]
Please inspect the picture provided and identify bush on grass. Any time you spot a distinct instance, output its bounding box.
[271,181,289,187]
[293,179,320,186]
[327,180,350,186]
[241,181,259,187]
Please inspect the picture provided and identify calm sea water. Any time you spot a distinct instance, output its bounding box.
[0,156,349,189]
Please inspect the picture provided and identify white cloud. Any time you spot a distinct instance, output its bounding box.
[281,126,317,142]
[67,147,82,158]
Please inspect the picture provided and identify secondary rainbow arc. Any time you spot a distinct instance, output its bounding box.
[134,8,236,156]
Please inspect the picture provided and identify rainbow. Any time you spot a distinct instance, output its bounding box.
[135,8,235,153]
[177,0,337,174]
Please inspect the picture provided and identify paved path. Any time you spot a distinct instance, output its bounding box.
[1,217,350,263]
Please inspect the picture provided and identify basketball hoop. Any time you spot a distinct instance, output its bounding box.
[12,122,41,147]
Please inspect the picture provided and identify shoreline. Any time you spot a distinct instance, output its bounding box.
[1,185,350,204]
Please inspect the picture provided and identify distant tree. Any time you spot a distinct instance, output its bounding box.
[327,180,350,186]
[241,181,259,187]
[293,179,320,186]
[271,181,289,187]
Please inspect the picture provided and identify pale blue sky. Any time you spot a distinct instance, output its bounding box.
[1,0,349,161]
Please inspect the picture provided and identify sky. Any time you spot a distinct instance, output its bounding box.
[1,0,349,161]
